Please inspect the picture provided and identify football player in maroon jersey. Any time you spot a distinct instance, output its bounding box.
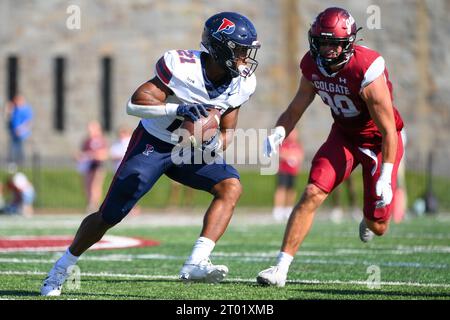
[257,7,404,287]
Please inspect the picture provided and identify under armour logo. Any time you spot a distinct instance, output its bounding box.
[339,77,347,84]
[143,144,154,156]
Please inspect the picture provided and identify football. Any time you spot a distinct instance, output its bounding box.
[178,108,221,147]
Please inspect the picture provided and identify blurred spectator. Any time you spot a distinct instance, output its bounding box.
[0,182,5,213]
[272,129,304,221]
[2,165,35,217]
[6,95,33,166]
[76,121,109,213]
[329,176,359,224]
[110,126,132,171]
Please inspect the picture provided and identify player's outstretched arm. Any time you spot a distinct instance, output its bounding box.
[361,74,398,207]
[264,76,315,157]
[275,75,316,136]
[361,74,398,165]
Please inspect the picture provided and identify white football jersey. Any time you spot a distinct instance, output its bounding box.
[140,49,256,144]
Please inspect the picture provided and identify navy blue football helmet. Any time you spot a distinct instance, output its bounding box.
[201,12,260,78]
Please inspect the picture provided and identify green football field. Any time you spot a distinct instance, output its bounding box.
[0,210,449,300]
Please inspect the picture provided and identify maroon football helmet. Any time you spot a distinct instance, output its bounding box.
[308,7,361,69]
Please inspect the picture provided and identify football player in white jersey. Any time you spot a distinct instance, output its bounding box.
[41,12,261,296]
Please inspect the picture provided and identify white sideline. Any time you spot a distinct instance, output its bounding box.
[0,270,449,289]
[2,244,450,256]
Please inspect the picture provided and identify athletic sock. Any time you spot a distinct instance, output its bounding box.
[276,251,293,274]
[186,237,215,264]
[55,248,79,270]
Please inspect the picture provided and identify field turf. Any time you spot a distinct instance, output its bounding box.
[0,211,449,300]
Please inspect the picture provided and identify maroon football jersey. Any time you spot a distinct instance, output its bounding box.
[300,45,403,147]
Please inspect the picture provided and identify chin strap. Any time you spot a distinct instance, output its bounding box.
[317,51,353,77]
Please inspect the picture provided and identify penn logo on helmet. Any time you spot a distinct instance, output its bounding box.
[213,18,235,40]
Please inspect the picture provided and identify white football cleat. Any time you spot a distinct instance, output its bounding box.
[359,219,375,243]
[40,264,70,296]
[179,259,228,283]
[256,266,287,287]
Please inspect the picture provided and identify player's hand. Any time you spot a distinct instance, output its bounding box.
[263,126,286,157]
[176,104,211,122]
[201,131,222,154]
[375,163,394,208]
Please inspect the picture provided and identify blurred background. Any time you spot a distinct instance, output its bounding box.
[0,0,448,217]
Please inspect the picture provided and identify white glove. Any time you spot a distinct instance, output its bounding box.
[375,163,393,208]
[264,126,286,158]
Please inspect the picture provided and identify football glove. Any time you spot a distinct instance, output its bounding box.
[375,163,394,208]
[263,126,286,158]
[176,104,211,122]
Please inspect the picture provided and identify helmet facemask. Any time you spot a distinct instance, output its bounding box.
[224,38,260,78]
[308,27,361,71]
[201,35,261,78]
[201,24,260,78]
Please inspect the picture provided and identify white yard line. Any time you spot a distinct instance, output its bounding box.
[1,213,449,230]
[0,270,449,289]
[0,251,447,269]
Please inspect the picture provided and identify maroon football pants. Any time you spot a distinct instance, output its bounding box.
[308,126,404,222]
